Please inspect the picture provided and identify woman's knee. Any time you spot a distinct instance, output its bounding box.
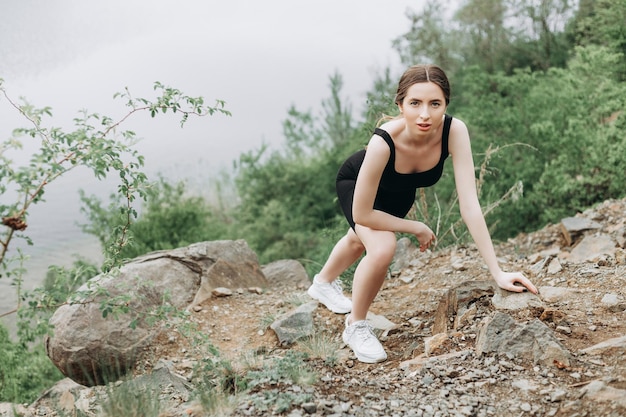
[346,229,366,252]
[364,236,396,265]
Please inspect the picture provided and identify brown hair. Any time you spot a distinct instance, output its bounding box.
[395,64,450,105]
[377,64,451,126]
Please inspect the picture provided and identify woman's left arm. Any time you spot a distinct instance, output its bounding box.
[448,119,538,294]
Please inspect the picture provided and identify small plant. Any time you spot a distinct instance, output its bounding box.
[191,349,317,416]
[250,389,313,414]
[99,380,161,417]
[246,350,317,388]
[192,356,247,416]
[258,312,278,333]
[284,292,310,308]
[297,330,342,366]
[242,351,316,414]
[191,388,239,417]
[412,143,527,249]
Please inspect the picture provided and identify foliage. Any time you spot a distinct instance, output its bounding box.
[246,351,317,387]
[392,0,458,71]
[571,0,626,60]
[0,324,63,403]
[529,46,626,222]
[43,258,100,305]
[232,73,357,264]
[394,0,575,75]
[453,46,626,236]
[1,79,230,287]
[79,176,233,261]
[193,349,316,415]
[0,78,229,314]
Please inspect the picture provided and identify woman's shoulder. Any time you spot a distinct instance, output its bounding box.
[447,116,472,156]
[376,117,404,138]
[448,115,469,136]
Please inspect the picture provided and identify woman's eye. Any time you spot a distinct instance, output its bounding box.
[410,101,419,106]
[432,102,441,108]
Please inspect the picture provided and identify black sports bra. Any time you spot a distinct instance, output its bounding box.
[373,114,452,192]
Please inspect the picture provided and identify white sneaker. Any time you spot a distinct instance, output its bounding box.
[342,315,387,363]
[307,274,352,314]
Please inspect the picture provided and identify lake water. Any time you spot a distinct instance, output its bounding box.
[0,0,426,331]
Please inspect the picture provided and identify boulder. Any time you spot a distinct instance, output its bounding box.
[475,311,571,367]
[45,240,268,386]
[262,259,310,290]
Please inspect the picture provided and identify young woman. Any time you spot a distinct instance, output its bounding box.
[307,64,538,363]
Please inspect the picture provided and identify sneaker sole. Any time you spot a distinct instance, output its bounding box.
[307,287,352,314]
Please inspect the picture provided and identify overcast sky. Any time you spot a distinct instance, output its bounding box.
[0,0,444,176]
[2,1,460,303]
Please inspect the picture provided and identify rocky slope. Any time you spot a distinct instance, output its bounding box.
[3,199,625,417]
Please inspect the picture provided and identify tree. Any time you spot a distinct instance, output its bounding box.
[0,79,229,321]
[454,0,511,73]
[569,0,626,78]
[232,74,357,264]
[392,0,459,71]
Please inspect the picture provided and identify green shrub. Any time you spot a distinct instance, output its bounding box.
[0,324,63,403]
[80,176,233,261]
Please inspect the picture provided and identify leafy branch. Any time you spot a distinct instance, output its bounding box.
[0,79,230,318]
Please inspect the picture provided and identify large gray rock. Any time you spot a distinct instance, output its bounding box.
[262,259,310,290]
[45,240,268,386]
[475,311,571,367]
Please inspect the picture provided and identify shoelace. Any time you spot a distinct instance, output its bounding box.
[330,280,345,298]
[353,321,375,341]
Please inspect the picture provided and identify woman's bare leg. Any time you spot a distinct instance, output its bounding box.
[316,228,365,283]
[349,225,396,323]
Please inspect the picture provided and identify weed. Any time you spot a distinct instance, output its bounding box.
[249,389,313,414]
[247,350,317,387]
[258,312,277,332]
[297,330,341,366]
[99,380,161,417]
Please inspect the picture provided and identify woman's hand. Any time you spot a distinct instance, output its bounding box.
[493,270,538,294]
[413,222,436,252]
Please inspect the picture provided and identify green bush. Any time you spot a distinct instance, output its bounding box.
[80,176,233,261]
[0,324,63,403]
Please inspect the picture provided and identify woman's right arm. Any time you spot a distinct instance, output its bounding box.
[352,135,435,251]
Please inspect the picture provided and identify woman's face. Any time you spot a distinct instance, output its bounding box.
[398,81,447,135]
